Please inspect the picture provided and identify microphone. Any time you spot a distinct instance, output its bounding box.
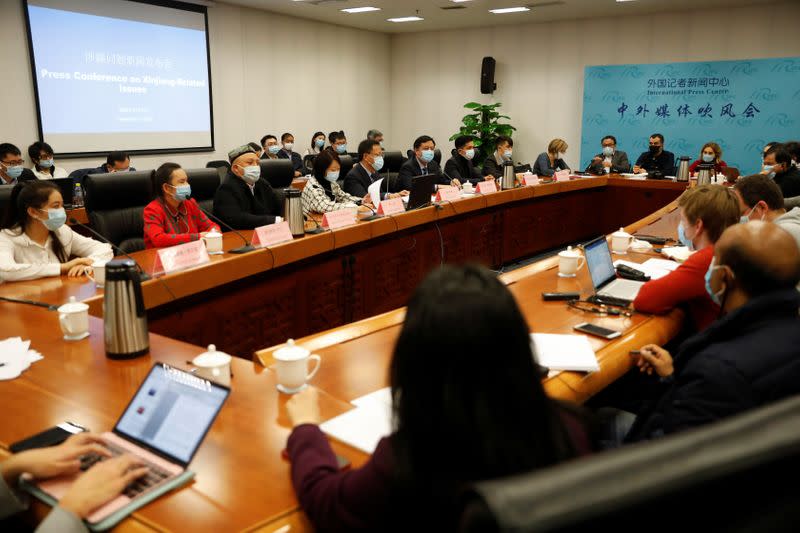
[0,296,57,311]
[194,204,256,254]
[68,218,150,281]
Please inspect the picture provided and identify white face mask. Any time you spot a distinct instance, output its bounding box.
[284,143,294,151]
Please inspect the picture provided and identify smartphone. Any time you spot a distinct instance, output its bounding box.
[573,322,622,340]
[10,422,87,453]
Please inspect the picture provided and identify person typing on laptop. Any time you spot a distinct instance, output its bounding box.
[633,185,740,332]
[0,432,147,533]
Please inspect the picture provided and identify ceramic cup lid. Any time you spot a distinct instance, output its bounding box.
[612,227,632,238]
[558,245,581,258]
[205,230,222,238]
[274,339,309,361]
[193,344,231,367]
[58,296,88,314]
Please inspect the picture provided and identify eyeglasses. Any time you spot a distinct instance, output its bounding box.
[1,159,24,166]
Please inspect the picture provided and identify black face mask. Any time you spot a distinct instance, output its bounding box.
[649,145,660,155]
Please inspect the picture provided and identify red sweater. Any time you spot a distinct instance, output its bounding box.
[143,198,219,249]
[689,159,727,174]
[633,245,719,331]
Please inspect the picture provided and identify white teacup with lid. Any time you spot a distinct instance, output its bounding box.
[273,339,321,394]
[558,246,585,278]
[611,228,634,255]
[58,296,90,341]
[203,230,223,255]
[192,344,232,386]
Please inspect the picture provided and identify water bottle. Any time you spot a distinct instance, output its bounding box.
[72,182,84,208]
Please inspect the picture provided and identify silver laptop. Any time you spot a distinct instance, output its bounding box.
[584,236,644,304]
[24,363,229,530]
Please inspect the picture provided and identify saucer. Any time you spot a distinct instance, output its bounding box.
[557,272,577,278]
[63,331,90,341]
[277,382,308,394]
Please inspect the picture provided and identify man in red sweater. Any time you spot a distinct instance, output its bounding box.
[633,185,740,332]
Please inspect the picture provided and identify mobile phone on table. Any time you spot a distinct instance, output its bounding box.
[573,322,621,340]
[10,421,87,453]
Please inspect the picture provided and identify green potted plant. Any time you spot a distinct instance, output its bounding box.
[449,102,516,166]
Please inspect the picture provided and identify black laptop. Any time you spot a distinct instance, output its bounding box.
[406,173,437,211]
[52,177,75,207]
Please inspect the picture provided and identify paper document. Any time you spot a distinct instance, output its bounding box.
[0,337,43,381]
[320,403,392,455]
[368,178,384,207]
[613,258,678,280]
[530,333,600,373]
[660,246,693,263]
[351,387,391,409]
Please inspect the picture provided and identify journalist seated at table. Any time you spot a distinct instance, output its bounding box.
[328,130,349,156]
[143,163,220,249]
[584,135,630,174]
[398,135,453,191]
[343,139,407,200]
[92,151,135,174]
[305,131,326,156]
[633,185,740,332]
[0,433,148,533]
[633,133,674,175]
[444,135,495,187]
[260,134,280,160]
[277,133,304,177]
[481,135,514,180]
[533,138,571,177]
[623,221,800,443]
[689,141,727,176]
[0,143,37,185]
[0,181,112,282]
[213,144,284,230]
[301,149,371,216]
[285,264,593,531]
[734,174,800,255]
[28,141,68,180]
[762,145,800,199]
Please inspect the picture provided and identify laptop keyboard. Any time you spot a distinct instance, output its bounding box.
[80,443,171,498]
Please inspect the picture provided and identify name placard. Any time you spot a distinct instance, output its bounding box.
[555,170,571,182]
[252,221,294,247]
[435,186,461,202]
[321,208,357,230]
[154,240,210,274]
[377,198,405,216]
[476,180,498,194]
[523,174,540,186]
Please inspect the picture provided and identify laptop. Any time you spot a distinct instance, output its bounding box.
[52,177,75,207]
[22,363,230,531]
[406,173,437,211]
[583,235,645,305]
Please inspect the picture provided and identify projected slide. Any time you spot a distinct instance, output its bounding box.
[26,0,213,155]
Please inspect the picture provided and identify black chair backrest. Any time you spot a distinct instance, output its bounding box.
[0,184,14,221]
[206,160,230,170]
[83,171,153,254]
[67,167,99,183]
[458,395,800,533]
[338,154,354,184]
[303,154,316,174]
[259,159,294,189]
[185,168,221,213]
[383,151,406,173]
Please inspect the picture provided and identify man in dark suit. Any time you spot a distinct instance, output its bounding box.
[278,133,304,177]
[633,133,675,175]
[444,135,494,187]
[624,221,800,442]
[0,143,36,185]
[763,145,800,199]
[398,135,455,191]
[344,139,407,200]
[482,135,514,179]
[213,144,284,230]
[585,135,631,174]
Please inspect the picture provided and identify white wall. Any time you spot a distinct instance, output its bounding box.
[389,1,800,166]
[0,1,390,173]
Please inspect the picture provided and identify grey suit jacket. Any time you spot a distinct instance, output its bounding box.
[0,474,86,533]
[584,151,631,174]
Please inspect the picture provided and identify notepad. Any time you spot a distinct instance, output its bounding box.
[660,246,693,263]
[530,333,600,373]
[613,258,679,280]
[351,387,391,409]
[320,403,392,455]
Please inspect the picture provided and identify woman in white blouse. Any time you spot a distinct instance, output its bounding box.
[301,149,372,216]
[0,181,113,281]
[304,131,327,156]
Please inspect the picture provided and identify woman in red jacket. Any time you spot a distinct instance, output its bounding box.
[633,185,740,332]
[143,163,219,249]
[285,264,593,532]
[689,142,728,175]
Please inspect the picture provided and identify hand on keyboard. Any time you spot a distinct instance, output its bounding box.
[60,455,149,519]
[80,444,170,499]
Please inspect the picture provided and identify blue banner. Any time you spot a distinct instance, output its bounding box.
[581,57,800,176]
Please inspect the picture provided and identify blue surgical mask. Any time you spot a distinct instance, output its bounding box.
[503,150,513,160]
[739,205,756,224]
[39,159,54,168]
[315,138,325,149]
[677,222,695,251]
[463,149,475,161]
[242,165,261,184]
[704,258,726,306]
[4,165,24,179]
[602,146,614,157]
[336,144,347,154]
[702,153,714,163]
[172,184,191,201]
[268,145,281,155]
[38,207,67,231]
[372,155,384,172]
[762,165,776,179]
[420,149,434,163]
[325,171,340,183]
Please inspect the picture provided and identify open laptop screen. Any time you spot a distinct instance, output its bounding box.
[584,236,617,290]
[114,363,229,466]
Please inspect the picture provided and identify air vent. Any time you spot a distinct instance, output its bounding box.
[440,5,466,9]
[526,1,566,7]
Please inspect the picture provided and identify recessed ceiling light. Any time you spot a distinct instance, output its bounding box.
[489,7,530,14]
[387,16,424,22]
[341,6,381,13]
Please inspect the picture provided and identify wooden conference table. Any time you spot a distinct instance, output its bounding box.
[0,175,686,531]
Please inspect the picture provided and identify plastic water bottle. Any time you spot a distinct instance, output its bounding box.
[72,182,84,208]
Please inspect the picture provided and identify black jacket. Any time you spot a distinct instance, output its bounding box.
[774,165,800,199]
[213,171,284,230]
[278,150,304,175]
[444,151,483,186]
[634,150,675,174]
[1,168,37,184]
[342,163,401,199]
[482,154,510,179]
[398,157,447,191]
[585,150,631,174]
[626,289,800,442]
